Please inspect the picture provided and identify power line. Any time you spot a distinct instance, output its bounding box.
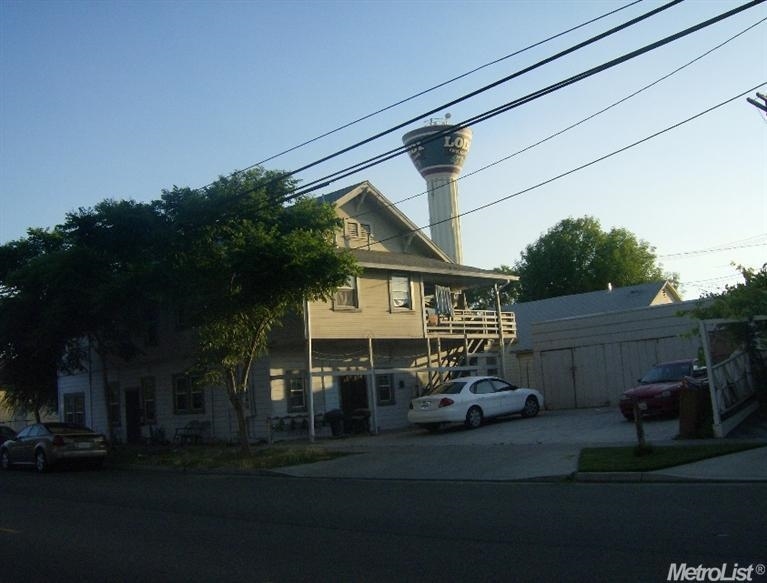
[344,16,767,224]
[186,0,688,207]
[660,240,767,259]
[196,0,646,188]
[287,0,688,197]
[291,0,763,198]
[355,84,765,251]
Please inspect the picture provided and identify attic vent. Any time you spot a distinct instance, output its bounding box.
[345,220,372,239]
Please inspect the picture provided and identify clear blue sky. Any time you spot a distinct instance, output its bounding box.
[1,0,765,299]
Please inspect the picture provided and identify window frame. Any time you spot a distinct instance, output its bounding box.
[141,376,157,423]
[286,373,307,413]
[107,382,121,427]
[376,373,396,406]
[63,392,85,426]
[333,275,360,311]
[389,273,413,311]
[173,374,205,415]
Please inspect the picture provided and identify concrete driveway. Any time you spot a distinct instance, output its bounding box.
[324,407,679,449]
[276,407,681,481]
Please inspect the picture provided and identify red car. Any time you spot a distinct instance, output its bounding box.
[619,359,706,420]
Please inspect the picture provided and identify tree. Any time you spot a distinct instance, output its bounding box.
[464,265,519,309]
[514,216,674,302]
[686,263,767,399]
[0,229,71,421]
[160,169,358,454]
[0,202,167,437]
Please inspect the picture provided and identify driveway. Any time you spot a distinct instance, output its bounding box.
[323,406,680,449]
[276,407,681,481]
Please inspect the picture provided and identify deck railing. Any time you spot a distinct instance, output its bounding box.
[426,309,516,339]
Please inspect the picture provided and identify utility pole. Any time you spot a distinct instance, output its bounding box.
[746,91,767,115]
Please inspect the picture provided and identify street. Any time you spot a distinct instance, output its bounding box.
[2,467,766,583]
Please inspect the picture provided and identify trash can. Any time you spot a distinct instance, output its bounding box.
[678,376,713,438]
[323,409,345,437]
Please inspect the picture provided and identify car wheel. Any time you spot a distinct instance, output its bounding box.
[0,449,11,470]
[465,406,483,429]
[35,449,48,473]
[521,396,540,418]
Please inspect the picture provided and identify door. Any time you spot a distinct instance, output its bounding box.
[339,375,369,416]
[471,378,503,416]
[125,389,142,444]
[540,349,576,409]
[492,378,526,414]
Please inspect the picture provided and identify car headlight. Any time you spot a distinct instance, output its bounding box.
[655,390,672,399]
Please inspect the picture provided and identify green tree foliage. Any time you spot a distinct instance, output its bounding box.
[689,264,767,320]
[687,264,767,395]
[0,229,68,420]
[0,202,166,434]
[160,169,358,453]
[464,265,519,309]
[514,216,674,302]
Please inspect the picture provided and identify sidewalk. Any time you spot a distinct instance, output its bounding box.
[275,438,767,482]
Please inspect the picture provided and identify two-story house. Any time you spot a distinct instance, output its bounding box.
[57,181,516,443]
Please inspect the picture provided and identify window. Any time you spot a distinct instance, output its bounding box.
[141,377,157,423]
[333,276,359,310]
[346,221,371,239]
[173,375,205,414]
[108,382,121,427]
[287,374,306,413]
[63,393,85,426]
[390,274,412,310]
[376,374,395,406]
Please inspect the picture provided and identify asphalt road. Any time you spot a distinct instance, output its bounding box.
[2,467,766,583]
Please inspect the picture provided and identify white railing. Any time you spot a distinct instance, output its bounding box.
[426,309,516,339]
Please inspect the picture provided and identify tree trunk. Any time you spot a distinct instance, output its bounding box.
[226,380,251,456]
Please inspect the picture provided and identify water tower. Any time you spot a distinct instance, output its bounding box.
[402,117,472,264]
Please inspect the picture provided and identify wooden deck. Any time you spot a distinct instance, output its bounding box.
[426,309,516,339]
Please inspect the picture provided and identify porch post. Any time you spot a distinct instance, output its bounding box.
[368,336,378,435]
[304,298,315,443]
[494,283,507,378]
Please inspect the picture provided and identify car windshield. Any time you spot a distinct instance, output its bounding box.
[426,381,467,395]
[640,362,691,383]
[44,423,95,434]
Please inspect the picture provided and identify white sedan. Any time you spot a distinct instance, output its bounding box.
[408,376,544,431]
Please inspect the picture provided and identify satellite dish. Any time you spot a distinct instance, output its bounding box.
[445,113,451,119]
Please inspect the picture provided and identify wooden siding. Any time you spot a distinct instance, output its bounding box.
[529,302,702,409]
[310,271,426,339]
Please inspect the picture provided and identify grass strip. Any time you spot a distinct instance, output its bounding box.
[110,444,348,470]
[578,442,765,473]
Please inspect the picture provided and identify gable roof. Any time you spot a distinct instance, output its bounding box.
[319,181,451,262]
[508,281,682,350]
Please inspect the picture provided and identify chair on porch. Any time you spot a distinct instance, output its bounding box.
[173,420,209,445]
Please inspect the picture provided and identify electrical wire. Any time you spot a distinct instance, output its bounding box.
[343,16,767,224]
[283,0,687,196]
[194,0,647,192]
[353,84,765,251]
[291,0,764,199]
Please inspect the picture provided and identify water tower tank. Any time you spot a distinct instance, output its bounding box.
[402,120,472,264]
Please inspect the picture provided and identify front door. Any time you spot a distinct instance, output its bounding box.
[339,375,369,416]
[125,389,142,444]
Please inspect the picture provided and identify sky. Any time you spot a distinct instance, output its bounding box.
[1,0,765,300]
